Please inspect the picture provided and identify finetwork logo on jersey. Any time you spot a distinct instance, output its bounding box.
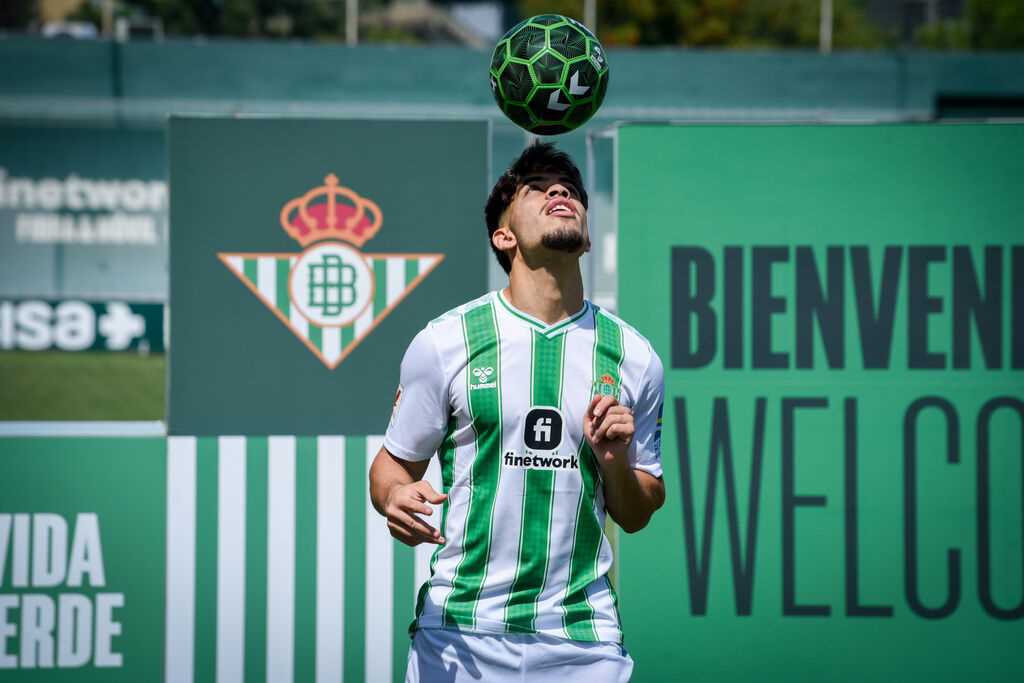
[503,407,579,471]
[218,174,444,369]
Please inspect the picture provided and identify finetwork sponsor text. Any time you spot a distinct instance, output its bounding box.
[503,451,579,470]
[1,167,166,246]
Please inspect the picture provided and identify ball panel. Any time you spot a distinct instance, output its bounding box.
[489,40,508,74]
[586,38,608,72]
[489,72,500,101]
[565,17,598,41]
[528,14,565,27]
[510,26,547,61]
[500,60,534,104]
[563,59,599,103]
[527,85,570,124]
[529,50,566,86]
[548,25,588,60]
[592,70,609,110]
[500,18,529,40]
[565,101,594,129]
[503,102,535,130]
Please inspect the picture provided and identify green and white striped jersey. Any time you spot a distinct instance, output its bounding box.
[383,290,664,644]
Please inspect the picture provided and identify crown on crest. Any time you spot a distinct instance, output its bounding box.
[279,174,382,248]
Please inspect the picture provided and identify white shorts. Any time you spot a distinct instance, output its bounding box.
[405,627,634,682]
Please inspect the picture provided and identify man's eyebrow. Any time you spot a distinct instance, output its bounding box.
[522,174,579,191]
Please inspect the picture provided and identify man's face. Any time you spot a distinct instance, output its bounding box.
[501,172,589,262]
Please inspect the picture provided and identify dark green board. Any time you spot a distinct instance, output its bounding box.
[168,118,489,435]
[617,124,1024,682]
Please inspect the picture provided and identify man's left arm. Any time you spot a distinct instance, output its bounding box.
[584,352,666,533]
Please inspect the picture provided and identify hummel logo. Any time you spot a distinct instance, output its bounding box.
[470,366,496,390]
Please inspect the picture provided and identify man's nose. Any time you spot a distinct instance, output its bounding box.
[547,184,570,198]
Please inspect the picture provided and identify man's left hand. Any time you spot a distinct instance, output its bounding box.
[583,394,634,470]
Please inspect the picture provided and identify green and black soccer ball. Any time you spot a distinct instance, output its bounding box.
[489,14,609,136]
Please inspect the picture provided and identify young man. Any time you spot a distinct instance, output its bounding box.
[369,142,665,682]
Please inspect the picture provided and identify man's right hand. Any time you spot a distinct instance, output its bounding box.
[384,480,447,547]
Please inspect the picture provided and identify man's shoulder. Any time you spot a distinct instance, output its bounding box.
[591,304,653,352]
[427,292,496,327]
[591,304,663,386]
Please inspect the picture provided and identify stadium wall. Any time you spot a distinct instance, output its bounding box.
[1,37,1023,301]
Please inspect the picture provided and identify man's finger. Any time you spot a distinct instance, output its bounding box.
[414,480,448,504]
[395,494,433,517]
[387,521,419,547]
[591,406,631,432]
[591,394,618,419]
[388,519,445,546]
[595,413,632,442]
[593,412,628,440]
[390,508,440,539]
[605,421,635,443]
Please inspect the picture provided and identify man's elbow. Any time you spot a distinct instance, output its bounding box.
[618,517,649,534]
[619,483,665,534]
[618,503,659,534]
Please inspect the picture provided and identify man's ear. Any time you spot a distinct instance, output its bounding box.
[491,225,517,252]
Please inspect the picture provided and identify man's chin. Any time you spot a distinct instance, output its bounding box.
[541,228,586,254]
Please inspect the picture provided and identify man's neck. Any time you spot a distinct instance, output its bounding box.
[504,259,584,325]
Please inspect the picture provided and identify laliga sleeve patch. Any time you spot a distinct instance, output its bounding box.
[389,385,403,427]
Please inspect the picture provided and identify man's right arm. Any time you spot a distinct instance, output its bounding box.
[369,447,446,546]
[371,325,451,547]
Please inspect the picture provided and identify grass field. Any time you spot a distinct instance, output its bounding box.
[0,351,165,421]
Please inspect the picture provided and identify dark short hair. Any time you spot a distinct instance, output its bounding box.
[485,142,588,274]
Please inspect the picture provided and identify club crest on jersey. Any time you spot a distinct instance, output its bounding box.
[217,174,445,369]
[470,366,496,390]
[593,373,620,399]
[503,407,579,471]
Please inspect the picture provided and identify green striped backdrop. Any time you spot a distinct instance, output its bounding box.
[165,435,439,683]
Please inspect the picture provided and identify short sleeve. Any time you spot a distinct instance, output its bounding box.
[629,349,664,478]
[383,326,450,462]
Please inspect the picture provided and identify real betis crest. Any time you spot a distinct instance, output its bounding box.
[219,174,443,369]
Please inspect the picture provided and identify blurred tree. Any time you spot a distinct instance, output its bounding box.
[915,18,971,49]
[915,0,1024,49]
[223,0,261,35]
[130,0,215,34]
[124,0,358,38]
[516,0,887,48]
[68,0,105,30]
[0,0,35,29]
[743,0,886,48]
[966,0,1024,49]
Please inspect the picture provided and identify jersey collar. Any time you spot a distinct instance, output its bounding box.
[495,289,590,339]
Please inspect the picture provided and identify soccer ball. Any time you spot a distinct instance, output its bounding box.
[489,14,610,136]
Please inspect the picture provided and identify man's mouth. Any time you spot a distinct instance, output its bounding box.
[545,199,575,217]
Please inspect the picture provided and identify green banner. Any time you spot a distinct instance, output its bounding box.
[0,438,166,681]
[617,124,1023,682]
[0,434,438,682]
[168,118,489,435]
[0,299,164,352]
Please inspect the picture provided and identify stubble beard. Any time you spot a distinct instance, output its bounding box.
[541,226,586,253]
